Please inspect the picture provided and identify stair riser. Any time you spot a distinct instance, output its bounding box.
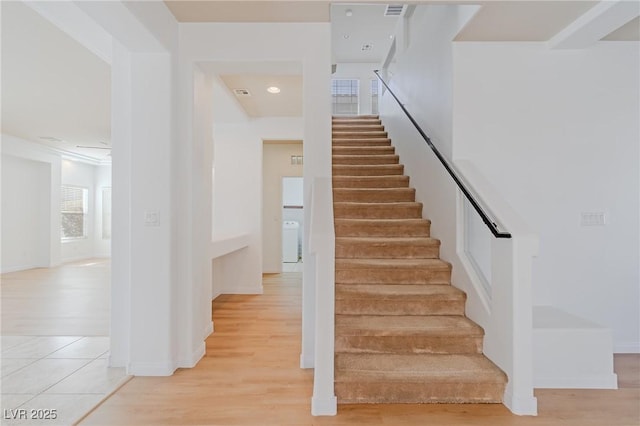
[332,147,395,155]
[335,298,465,316]
[333,189,415,203]
[335,382,504,404]
[334,220,430,237]
[332,125,385,132]
[334,204,422,219]
[332,120,382,126]
[333,139,391,147]
[335,242,439,259]
[335,336,483,355]
[333,115,379,120]
[333,132,388,139]
[333,176,410,189]
[333,166,404,176]
[335,268,451,285]
[333,155,400,166]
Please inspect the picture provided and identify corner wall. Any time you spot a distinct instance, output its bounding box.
[453,42,640,353]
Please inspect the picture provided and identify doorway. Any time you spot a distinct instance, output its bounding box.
[262,141,303,273]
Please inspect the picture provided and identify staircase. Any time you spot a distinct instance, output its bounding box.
[332,115,507,404]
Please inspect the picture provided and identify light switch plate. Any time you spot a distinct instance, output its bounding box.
[144,210,160,227]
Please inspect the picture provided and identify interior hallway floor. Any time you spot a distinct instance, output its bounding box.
[1,260,128,425]
[79,272,639,426]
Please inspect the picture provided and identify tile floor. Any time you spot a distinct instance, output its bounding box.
[0,336,129,425]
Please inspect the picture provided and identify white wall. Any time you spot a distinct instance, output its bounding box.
[263,143,304,272]
[332,63,379,115]
[1,155,50,271]
[453,42,640,353]
[379,4,479,283]
[61,159,95,262]
[94,165,112,257]
[1,134,111,272]
[212,119,305,288]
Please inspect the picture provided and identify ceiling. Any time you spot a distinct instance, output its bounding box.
[455,1,599,41]
[331,4,400,64]
[1,1,111,162]
[2,1,637,159]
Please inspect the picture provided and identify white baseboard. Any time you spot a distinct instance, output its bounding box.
[503,389,537,416]
[127,361,176,376]
[615,342,640,353]
[535,373,618,389]
[178,342,206,369]
[311,395,337,416]
[300,352,314,369]
[204,321,214,339]
[1,263,39,273]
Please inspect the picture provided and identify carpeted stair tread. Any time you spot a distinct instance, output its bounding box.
[334,218,430,237]
[336,284,463,298]
[333,154,400,165]
[336,284,465,316]
[333,131,388,139]
[333,202,423,219]
[332,125,385,132]
[333,146,395,155]
[333,188,416,202]
[333,176,410,188]
[335,315,483,337]
[333,164,404,176]
[335,354,507,383]
[336,236,440,259]
[333,138,392,147]
[336,258,450,270]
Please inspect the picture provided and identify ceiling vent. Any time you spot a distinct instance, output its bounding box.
[384,4,405,17]
[233,88,251,97]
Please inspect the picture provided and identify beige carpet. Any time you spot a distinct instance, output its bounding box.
[332,116,506,404]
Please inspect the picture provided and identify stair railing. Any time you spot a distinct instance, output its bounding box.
[374,70,510,239]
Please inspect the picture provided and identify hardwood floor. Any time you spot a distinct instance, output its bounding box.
[81,272,640,426]
[1,259,110,336]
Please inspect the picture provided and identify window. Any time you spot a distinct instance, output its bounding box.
[61,186,88,240]
[332,79,359,115]
[371,79,379,115]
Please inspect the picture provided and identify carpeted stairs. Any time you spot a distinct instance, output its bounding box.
[332,115,507,404]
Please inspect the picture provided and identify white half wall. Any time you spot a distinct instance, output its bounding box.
[453,42,640,353]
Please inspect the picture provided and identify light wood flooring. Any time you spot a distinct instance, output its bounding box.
[1,259,110,336]
[80,272,640,426]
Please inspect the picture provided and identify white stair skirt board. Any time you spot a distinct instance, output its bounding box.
[311,395,337,416]
[533,306,618,389]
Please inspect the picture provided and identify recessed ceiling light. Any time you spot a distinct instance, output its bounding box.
[343,34,350,39]
[345,9,353,17]
[267,86,281,94]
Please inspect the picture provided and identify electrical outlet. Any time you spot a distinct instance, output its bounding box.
[580,212,606,227]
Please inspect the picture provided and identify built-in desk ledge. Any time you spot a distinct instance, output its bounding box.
[211,234,250,259]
